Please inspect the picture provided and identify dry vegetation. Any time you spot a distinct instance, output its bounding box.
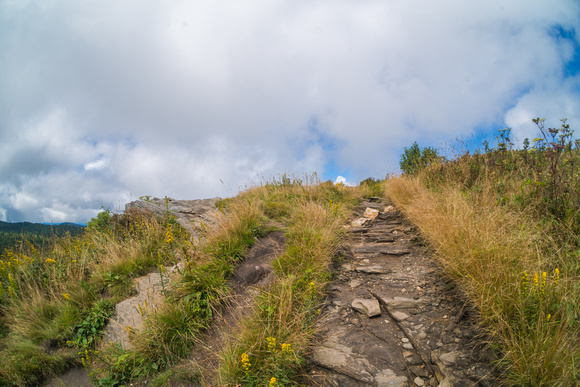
[388,119,580,385]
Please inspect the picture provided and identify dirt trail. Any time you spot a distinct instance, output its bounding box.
[307,198,500,386]
[184,230,286,386]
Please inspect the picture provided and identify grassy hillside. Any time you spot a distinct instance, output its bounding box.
[389,118,579,385]
[0,176,382,386]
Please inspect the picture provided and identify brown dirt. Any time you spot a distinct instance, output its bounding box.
[169,230,287,386]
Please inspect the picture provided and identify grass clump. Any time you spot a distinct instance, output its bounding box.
[85,199,267,385]
[219,180,350,386]
[387,118,580,385]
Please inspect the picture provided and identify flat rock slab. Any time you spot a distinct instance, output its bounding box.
[356,265,393,274]
[103,272,167,349]
[312,341,376,383]
[352,298,381,317]
[391,311,410,322]
[353,245,410,256]
[376,295,431,309]
[311,330,408,386]
[126,197,220,240]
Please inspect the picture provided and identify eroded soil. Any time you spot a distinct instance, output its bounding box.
[171,230,287,386]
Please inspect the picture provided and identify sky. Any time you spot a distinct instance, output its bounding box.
[1,0,579,224]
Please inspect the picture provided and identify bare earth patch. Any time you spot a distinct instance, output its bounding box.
[169,229,286,386]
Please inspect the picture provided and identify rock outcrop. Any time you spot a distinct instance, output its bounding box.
[126,196,221,240]
[103,198,221,349]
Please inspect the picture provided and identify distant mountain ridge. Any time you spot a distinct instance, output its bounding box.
[0,221,85,253]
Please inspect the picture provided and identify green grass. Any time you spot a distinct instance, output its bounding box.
[0,206,193,385]
[0,173,379,385]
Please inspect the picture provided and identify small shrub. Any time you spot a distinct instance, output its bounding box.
[399,141,440,175]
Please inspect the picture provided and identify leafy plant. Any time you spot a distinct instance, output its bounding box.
[69,299,115,349]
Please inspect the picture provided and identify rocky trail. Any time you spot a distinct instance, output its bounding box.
[307,198,500,386]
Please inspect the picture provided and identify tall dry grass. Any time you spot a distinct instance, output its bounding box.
[218,200,346,386]
[386,175,579,385]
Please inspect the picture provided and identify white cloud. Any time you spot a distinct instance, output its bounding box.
[84,159,108,171]
[334,176,354,187]
[0,0,578,222]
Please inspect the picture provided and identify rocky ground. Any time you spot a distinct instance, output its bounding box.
[307,198,500,386]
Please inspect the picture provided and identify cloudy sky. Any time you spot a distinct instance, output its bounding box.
[1,0,579,223]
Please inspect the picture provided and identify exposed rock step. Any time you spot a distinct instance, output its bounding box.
[308,199,500,386]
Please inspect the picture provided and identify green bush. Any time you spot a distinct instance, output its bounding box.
[399,141,440,175]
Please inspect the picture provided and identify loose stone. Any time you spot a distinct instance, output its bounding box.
[364,207,380,219]
[391,311,410,321]
[439,351,460,366]
[352,298,382,317]
[349,279,363,288]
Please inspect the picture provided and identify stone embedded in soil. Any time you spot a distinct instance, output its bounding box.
[356,265,393,274]
[103,272,167,349]
[311,341,376,383]
[438,351,461,366]
[340,264,356,271]
[376,295,430,309]
[374,369,408,386]
[352,298,382,317]
[353,245,410,256]
[351,218,368,227]
[391,311,411,322]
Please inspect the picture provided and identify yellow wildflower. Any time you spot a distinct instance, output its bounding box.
[281,343,292,355]
[241,352,251,372]
[166,227,174,244]
[554,268,560,286]
[269,377,277,386]
[63,293,71,301]
[521,271,529,291]
[541,272,547,294]
[45,258,56,264]
[533,272,539,291]
[266,337,276,352]
[547,314,551,322]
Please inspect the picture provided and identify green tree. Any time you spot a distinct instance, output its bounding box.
[399,142,440,175]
